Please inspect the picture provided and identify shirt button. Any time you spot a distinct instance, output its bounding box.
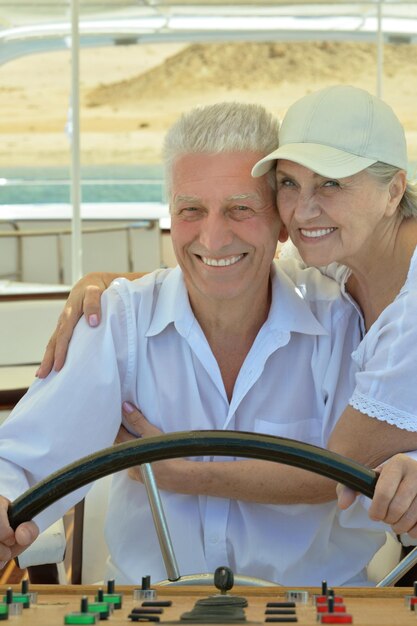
[210,534,219,544]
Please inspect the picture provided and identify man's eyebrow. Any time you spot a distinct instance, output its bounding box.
[174,195,200,203]
[173,192,259,204]
[227,193,259,201]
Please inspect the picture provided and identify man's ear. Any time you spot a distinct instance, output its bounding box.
[278,225,288,243]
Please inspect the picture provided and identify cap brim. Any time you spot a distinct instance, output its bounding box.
[252,143,377,178]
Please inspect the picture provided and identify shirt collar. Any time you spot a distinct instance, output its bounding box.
[146,266,195,338]
[146,262,327,339]
[267,263,328,336]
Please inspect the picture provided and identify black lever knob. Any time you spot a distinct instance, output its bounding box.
[214,566,234,594]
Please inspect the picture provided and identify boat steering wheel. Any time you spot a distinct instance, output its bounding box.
[8,430,378,586]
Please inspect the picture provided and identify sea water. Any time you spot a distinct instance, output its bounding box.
[0,164,164,206]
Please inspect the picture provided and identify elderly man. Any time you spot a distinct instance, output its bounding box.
[0,102,390,586]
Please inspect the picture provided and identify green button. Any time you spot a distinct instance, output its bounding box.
[98,594,122,609]
[8,594,30,608]
[64,613,98,624]
[88,603,110,620]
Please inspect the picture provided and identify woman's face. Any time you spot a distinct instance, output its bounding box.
[276,160,399,267]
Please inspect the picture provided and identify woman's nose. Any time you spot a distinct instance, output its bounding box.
[294,190,322,221]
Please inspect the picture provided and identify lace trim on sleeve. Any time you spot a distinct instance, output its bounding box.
[349,390,417,431]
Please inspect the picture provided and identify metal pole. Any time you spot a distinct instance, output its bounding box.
[70,0,82,283]
[377,545,417,586]
[140,463,181,581]
[376,0,384,98]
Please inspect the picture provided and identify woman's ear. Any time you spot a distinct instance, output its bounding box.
[278,225,288,243]
[386,170,407,217]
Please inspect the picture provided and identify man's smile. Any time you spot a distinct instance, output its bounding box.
[199,254,246,267]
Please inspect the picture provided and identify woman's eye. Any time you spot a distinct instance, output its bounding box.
[323,180,340,188]
[277,178,295,188]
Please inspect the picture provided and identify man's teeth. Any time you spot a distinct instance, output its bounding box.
[300,228,336,238]
[201,254,244,267]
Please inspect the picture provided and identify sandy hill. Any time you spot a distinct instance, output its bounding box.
[86,41,417,106]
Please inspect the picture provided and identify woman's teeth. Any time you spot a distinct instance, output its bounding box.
[300,228,336,238]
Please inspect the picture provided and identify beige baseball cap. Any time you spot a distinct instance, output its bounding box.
[252,85,408,179]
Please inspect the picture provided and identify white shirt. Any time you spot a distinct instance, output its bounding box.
[0,260,388,586]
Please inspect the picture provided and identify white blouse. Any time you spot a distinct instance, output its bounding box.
[349,247,417,431]
[280,242,417,431]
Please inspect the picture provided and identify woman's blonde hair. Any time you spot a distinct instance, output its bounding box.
[367,162,417,218]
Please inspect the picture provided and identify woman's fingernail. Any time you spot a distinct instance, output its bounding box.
[122,401,135,414]
[0,561,7,569]
[89,314,98,327]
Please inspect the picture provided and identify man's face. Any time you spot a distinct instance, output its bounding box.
[170,151,282,307]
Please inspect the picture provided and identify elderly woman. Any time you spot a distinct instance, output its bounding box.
[37,87,417,540]
[252,85,417,529]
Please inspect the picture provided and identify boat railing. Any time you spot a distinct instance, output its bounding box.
[0,219,157,283]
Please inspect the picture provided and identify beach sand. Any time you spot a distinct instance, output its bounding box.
[0,40,416,168]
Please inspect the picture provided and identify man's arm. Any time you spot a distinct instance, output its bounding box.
[37,271,144,378]
[119,402,417,522]
[119,402,338,505]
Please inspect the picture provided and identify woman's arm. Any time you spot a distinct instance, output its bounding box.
[328,405,417,468]
[338,453,417,539]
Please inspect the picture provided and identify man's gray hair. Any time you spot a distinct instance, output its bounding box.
[163,101,279,194]
[367,162,417,218]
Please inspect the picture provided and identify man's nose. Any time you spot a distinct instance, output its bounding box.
[199,213,233,251]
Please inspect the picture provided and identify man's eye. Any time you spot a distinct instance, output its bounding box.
[173,206,202,220]
[231,206,254,218]
[180,207,200,215]
[323,180,340,188]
